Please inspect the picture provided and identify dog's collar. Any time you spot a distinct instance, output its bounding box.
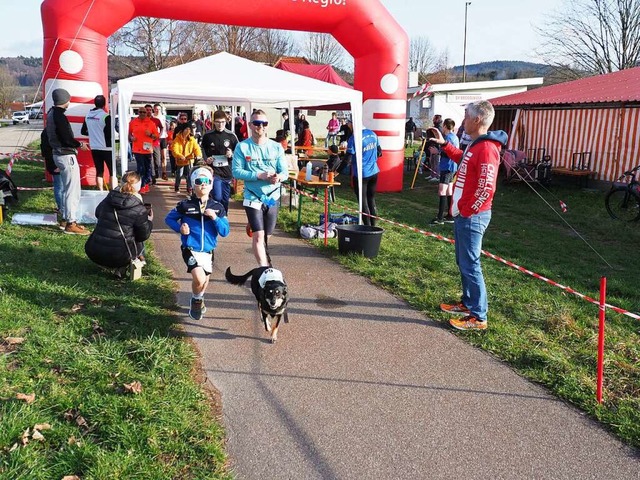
[258,268,285,288]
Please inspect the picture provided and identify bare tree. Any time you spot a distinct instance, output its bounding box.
[108,17,205,74]
[200,24,261,59]
[0,66,18,118]
[409,36,438,77]
[535,0,640,76]
[256,29,297,65]
[302,33,346,67]
[428,49,454,84]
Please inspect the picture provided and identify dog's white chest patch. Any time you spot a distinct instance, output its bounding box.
[258,268,284,288]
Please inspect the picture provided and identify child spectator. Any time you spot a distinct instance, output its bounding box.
[327,144,342,173]
[165,166,230,320]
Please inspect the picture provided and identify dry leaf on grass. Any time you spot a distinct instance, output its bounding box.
[31,430,45,441]
[62,476,81,480]
[75,415,88,429]
[30,241,41,246]
[16,392,35,404]
[123,381,142,394]
[71,303,85,312]
[5,337,25,345]
[34,423,51,431]
[67,435,80,446]
[21,429,30,446]
[9,443,18,452]
[91,322,105,337]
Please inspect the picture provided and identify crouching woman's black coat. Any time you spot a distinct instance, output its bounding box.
[85,190,152,268]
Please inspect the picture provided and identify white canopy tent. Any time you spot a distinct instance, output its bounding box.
[110,52,364,221]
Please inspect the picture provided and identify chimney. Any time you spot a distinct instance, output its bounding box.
[408,72,419,88]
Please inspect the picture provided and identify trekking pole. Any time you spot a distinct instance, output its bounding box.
[596,276,607,404]
[410,138,428,189]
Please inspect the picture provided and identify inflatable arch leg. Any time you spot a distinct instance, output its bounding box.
[42,0,408,191]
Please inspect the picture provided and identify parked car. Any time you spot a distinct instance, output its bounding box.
[12,111,30,125]
[28,109,43,119]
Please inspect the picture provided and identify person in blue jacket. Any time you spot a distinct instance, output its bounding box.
[165,165,230,320]
[347,127,382,226]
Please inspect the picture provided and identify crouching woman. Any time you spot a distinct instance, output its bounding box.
[85,171,153,276]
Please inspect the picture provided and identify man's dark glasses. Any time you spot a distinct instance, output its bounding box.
[194,177,211,185]
[251,120,269,127]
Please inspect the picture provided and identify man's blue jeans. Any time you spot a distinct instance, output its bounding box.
[134,153,152,187]
[454,210,492,320]
[53,173,63,214]
[213,176,232,214]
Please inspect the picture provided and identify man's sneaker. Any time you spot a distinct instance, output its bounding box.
[140,185,150,194]
[443,215,455,224]
[58,219,67,230]
[449,315,487,331]
[428,177,439,183]
[189,298,205,320]
[430,218,444,225]
[64,222,90,235]
[440,302,470,315]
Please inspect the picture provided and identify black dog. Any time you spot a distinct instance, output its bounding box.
[225,266,289,343]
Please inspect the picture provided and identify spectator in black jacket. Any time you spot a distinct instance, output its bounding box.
[201,109,239,213]
[84,171,153,277]
[46,88,90,235]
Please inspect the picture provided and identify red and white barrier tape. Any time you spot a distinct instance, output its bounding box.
[1,151,45,175]
[287,184,640,321]
[17,186,53,191]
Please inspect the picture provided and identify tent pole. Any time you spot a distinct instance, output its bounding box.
[108,91,118,189]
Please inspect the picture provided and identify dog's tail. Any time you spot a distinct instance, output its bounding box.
[225,267,253,286]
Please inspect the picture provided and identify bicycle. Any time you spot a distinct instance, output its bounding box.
[605,164,640,221]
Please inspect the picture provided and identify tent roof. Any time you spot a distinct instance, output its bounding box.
[491,67,640,107]
[275,62,352,89]
[112,52,360,108]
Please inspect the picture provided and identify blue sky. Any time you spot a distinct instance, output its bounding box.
[1,0,564,65]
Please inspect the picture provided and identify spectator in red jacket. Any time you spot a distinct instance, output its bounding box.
[429,100,507,331]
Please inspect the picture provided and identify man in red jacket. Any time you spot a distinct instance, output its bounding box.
[428,100,507,330]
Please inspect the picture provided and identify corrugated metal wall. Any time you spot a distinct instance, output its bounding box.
[503,106,640,182]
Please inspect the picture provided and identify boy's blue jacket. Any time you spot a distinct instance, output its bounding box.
[165,196,230,252]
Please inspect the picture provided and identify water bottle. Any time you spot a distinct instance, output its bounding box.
[321,164,329,181]
[305,160,313,181]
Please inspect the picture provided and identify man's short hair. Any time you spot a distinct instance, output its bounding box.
[251,109,267,119]
[466,100,495,128]
[213,110,227,121]
[144,104,152,109]
[94,95,106,108]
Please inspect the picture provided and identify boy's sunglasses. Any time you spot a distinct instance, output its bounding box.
[251,120,269,127]
[194,177,212,185]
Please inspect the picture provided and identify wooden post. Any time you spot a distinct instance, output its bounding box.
[410,138,427,190]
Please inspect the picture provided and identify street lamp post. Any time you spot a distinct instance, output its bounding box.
[463,1,471,82]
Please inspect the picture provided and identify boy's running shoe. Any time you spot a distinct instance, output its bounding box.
[449,315,487,331]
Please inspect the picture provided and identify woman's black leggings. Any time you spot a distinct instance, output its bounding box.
[352,173,378,226]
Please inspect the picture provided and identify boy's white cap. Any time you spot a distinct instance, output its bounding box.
[190,167,213,186]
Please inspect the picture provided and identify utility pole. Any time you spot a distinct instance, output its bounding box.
[463,2,471,82]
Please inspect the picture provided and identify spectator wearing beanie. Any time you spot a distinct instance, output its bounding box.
[46,88,90,235]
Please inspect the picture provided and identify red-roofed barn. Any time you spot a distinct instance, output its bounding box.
[491,67,640,182]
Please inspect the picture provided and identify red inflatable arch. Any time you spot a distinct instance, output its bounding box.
[41,0,408,191]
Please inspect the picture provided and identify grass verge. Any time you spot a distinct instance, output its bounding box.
[1,157,230,479]
[278,167,640,449]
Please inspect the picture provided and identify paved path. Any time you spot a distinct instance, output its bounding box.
[146,183,638,480]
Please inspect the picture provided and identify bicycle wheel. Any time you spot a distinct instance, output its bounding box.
[605,186,640,221]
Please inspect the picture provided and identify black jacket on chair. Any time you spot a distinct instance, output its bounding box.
[85,190,152,268]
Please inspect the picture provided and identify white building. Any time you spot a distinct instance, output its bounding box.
[407,77,544,131]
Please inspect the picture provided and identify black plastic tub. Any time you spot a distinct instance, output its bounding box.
[335,224,384,258]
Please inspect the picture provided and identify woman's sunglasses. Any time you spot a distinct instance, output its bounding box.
[194,177,212,186]
[251,120,269,127]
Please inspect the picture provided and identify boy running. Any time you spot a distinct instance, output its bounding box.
[165,166,230,320]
